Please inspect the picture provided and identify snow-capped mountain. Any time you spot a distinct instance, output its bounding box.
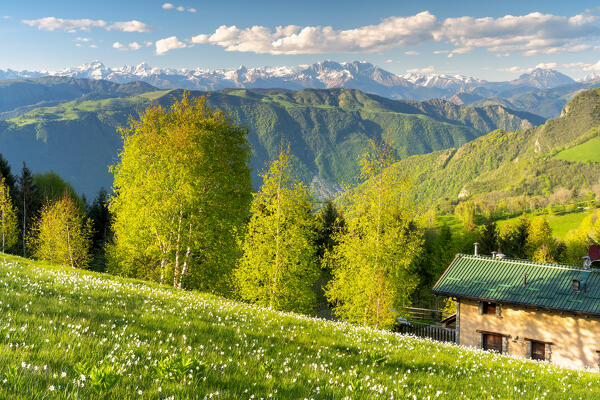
[581,72,600,83]
[509,68,575,89]
[0,60,586,101]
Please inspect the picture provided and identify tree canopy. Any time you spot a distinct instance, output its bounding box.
[109,93,252,293]
[235,148,318,314]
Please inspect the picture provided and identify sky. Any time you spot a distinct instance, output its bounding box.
[1,0,600,81]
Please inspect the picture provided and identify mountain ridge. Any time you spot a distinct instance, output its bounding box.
[0,83,543,197]
[1,61,593,119]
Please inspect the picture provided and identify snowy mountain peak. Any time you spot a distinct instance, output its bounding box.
[513,68,575,89]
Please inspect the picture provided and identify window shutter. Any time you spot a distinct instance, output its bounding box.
[502,336,508,354]
[478,302,484,315]
[477,332,483,349]
[526,340,532,358]
[496,304,502,318]
[545,343,552,362]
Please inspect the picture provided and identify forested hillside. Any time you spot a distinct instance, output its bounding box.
[0,79,544,197]
[387,88,600,209]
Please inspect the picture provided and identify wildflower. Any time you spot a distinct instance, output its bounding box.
[49,385,55,391]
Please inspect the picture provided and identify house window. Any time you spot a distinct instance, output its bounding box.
[483,302,496,315]
[527,340,549,361]
[482,333,503,353]
[531,341,545,360]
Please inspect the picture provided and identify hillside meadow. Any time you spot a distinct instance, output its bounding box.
[0,253,598,399]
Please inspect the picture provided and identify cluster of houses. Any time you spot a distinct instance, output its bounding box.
[432,246,600,370]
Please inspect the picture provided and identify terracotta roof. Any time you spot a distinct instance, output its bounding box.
[432,254,600,317]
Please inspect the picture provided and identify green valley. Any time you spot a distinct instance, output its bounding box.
[0,79,544,197]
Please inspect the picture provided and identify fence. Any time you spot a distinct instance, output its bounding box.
[399,306,454,324]
[396,323,456,343]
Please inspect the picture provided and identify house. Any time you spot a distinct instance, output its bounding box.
[432,253,600,370]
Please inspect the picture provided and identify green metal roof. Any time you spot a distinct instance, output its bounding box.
[432,254,600,317]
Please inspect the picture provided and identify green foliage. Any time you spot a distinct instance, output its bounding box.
[326,140,423,329]
[479,221,498,255]
[236,148,318,314]
[0,87,543,199]
[15,163,40,257]
[0,177,18,253]
[29,195,92,268]
[33,171,83,209]
[109,93,252,293]
[386,88,600,210]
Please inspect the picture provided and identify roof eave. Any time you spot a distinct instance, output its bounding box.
[431,290,600,319]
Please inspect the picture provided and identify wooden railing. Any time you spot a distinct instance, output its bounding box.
[396,323,456,343]
[399,306,454,323]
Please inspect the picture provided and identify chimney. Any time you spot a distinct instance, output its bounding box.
[491,251,497,258]
[522,273,527,287]
[474,242,479,256]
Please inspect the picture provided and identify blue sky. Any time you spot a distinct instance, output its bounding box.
[2,0,600,80]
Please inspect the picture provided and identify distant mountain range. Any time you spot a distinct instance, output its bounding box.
[2,61,599,118]
[0,77,543,197]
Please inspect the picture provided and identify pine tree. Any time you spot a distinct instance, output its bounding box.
[0,154,16,203]
[16,163,40,257]
[479,221,498,255]
[235,148,318,314]
[30,195,92,268]
[0,178,18,254]
[326,139,423,329]
[88,188,111,271]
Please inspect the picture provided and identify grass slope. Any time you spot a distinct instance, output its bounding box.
[0,253,598,399]
[0,87,543,197]
[554,136,600,162]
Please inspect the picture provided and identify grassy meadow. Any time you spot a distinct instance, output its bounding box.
[0,253,599,399]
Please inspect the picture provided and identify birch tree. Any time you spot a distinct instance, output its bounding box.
[109,93,252,293]
[30,195,92,268]
[0,178,18,254]
[325,140,423,329]
[236,148,319,314]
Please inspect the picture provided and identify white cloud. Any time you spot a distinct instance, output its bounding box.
[22,17,107,32]
[385,59,393,63]
[154,10,600,56]
[583,60,600,71]
[75,37,91,42]
[498,63,558,74]
[162,3,196,13]
[3,16,11,20]
[406,66,435,73]
[22,17,152,33]
[145,41,154,47]
[89,44,98,49]
[189,12,438,54]
[404,50,420,55]
[440,11,600,56]
[535,62,557,69]
[108,20,153,33]
[113,41,143,51]
[155,36,187,55]
[498,66,532,74]
[563,62,590,68]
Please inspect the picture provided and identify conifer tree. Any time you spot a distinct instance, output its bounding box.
[0,178,18,254]
[30,195,92,268]
[16,163,40,257]
[326,139,423,329]
[236,148,318,314]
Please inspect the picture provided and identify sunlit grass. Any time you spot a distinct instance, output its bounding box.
[0,253,598,399]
